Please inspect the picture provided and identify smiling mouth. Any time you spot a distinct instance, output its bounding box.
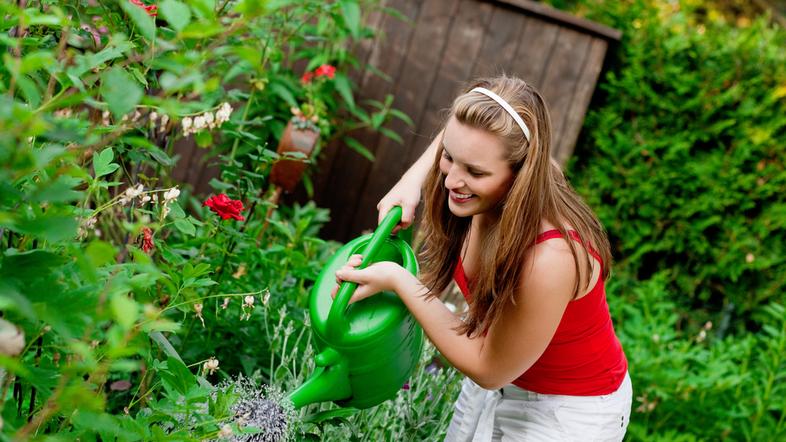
[449,191,475,203]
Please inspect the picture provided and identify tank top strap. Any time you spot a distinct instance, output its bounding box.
[535,229,603,264]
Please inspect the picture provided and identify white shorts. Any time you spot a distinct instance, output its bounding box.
[444,372,632,442]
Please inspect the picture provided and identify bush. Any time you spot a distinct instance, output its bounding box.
[569,1,786,322]
[609,271,786,440]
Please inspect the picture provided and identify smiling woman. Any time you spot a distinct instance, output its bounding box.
[337,75,630,441]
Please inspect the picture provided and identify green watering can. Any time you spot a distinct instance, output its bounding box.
[287,206,424,410]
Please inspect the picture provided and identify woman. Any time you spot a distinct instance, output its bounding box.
[333,75,631,441]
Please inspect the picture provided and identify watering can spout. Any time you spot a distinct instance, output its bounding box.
[287,348,351,409]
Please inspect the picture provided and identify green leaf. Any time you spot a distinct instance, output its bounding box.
[120,0,157,41]
[344,137,374,162]
[160,0,191,32]
[389,108,415,127]
[339,0,361,39]
[167,201,186,219]
[270,82,297,108]
[93,147,120,178]
[334,72,355,110]
[101,67,143,119]
[173,219,196,236]
[379,127,403,144]
[31,175,83,203]
[16,215,78,243]
[85,240,117,268]
[111,293,138,330]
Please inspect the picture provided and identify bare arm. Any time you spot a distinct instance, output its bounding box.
[336,239,578,390]
[377,130,443,229]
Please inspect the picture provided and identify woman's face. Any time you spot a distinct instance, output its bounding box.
[439,116,515,218]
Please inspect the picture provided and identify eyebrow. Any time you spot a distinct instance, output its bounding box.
[441,140,490,173]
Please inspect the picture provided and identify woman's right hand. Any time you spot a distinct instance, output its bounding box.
[377,178,421,233]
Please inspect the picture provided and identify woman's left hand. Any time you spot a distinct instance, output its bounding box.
[331,254,407,304]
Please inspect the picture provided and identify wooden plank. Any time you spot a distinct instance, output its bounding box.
[508,18,560,88]
[414,0,496,160]
[470,6,529,79]
[538,26,593,160]
[488,0,621,41]
[316,0,426,240]
[348,0,487,236]
[554,37,608,165]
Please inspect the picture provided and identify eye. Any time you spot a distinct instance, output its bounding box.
[468,169,485,177]
[441,150,452,162]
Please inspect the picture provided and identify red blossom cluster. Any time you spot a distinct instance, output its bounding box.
[129,0,158,17]
[203,194,246,221]
[300,64,336,84]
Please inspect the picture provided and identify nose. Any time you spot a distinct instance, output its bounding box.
[443,165,465,191]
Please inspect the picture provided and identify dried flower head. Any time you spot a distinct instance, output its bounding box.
[218,376,295,442]
[194,303,205,327]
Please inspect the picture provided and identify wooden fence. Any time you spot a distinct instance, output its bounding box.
[304,0,621,241]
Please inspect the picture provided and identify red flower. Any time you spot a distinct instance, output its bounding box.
[129,0,158,17]
[203,194,246,221]
[300,71,314,85]
[315,64,336,79]
[141,227,155,253]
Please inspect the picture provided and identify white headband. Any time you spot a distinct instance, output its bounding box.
[470,87,531,142]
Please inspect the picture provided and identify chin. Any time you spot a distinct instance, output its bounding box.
[447,200,477,218]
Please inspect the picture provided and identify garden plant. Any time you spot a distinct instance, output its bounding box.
[1,0,785,441]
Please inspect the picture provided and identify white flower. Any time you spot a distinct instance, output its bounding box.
[119,184,144,206]
[193,115,206,131]
[181,116,193,135]
[140,194,151,204]
[0,318,25,356]
[149,111,159,124]
[159,114,170,133]
[163,187,180,202]
[221,297,230,310]
[216,102,233,123]
[203,112,215,129]
[243,296,255,308]
[262,291,270,305]
[203,357,219,375]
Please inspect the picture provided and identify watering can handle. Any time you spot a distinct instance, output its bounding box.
[326,206,403,337]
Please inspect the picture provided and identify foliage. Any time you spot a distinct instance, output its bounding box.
[0,0,414,439]
[608,272,786,440]
[551,0,786,438]
[568,0,786,323]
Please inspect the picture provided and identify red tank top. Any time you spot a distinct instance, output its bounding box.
[452,229,628,395]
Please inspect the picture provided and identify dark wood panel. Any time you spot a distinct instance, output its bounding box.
[470,6,529,78]
[350,0,492,235]
[317,0,432,240]
[538,26,593,161]
[490,0,621,41]
[554,37,607,165]
[508,17,560,88]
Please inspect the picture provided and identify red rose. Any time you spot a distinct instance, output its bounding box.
[300,71,314,85]
[203,194,246,221]
[315,64,336,79]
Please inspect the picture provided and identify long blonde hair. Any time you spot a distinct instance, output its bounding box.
[418,75,612,337]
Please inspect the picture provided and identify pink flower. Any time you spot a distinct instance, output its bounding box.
[203,194,246,221]
[315,64,336,79]
[129,0,158,17]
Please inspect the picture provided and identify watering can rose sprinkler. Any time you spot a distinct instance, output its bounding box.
[286,205,424,412]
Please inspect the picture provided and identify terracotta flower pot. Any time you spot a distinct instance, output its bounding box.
[270,119,320,193]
